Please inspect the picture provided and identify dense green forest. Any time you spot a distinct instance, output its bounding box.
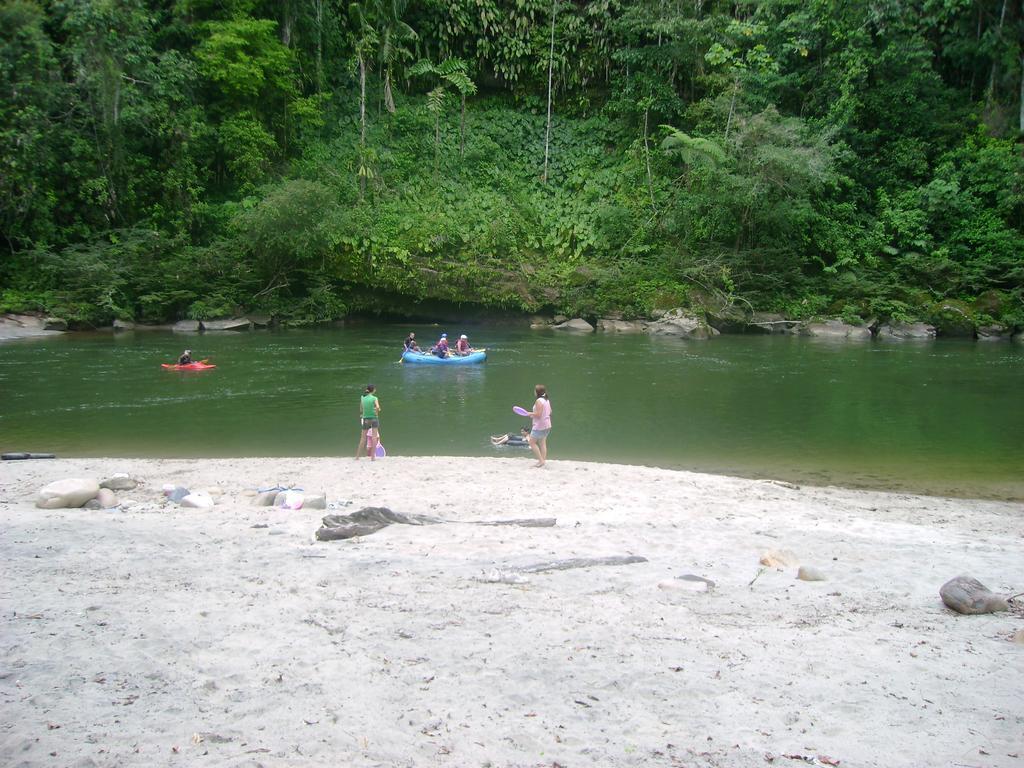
[2,0,1023,330]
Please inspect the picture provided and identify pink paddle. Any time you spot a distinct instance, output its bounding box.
[513,406,530,416]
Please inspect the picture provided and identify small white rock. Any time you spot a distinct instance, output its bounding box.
[180,493,214,509]
[797,566,826,582]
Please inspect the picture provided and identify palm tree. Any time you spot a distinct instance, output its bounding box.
[409,57,476,171]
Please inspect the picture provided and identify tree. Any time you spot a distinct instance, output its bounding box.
[409,57,476,170]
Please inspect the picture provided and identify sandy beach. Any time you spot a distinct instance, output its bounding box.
[2,456,1022,768]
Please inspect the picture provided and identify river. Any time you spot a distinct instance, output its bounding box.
[1,326,1022,500]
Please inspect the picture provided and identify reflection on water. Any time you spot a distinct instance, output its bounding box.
[1,327,1023,500]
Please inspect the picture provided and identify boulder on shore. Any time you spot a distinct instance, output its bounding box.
[877,322,936,340]
[939,575,1009,615]
[553,318,595,332]
[36,478,100,509]
[596,318,644,333]
[747,312,800,334]
[95,488,120,508]
[645,309,718,339]
[100,473,139,491]
[42,317,68,331]
[976,324,1011,341]
[173,320,200,333]
[201,317,253,331]
[801,320,872,340]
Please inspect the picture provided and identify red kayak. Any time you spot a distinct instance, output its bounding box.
[162,361,216,371]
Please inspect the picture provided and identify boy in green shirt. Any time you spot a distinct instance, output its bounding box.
[356,384,381,460]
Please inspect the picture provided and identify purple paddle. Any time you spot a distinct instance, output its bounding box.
[513,406,530,416]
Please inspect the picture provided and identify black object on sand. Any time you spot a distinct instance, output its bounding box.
[2,453,56,460]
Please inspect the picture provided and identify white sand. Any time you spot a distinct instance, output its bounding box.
[2,456,1022,768]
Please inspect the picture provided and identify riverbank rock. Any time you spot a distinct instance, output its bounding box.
[976,324,1011,341]
[877,322,936,340]
[95,488,120,508]
[646,309,718,339]
[42,317,68,331]
[746,312,800,334]
[100,473,139,491]
[173,320,200,333]
[1012,629,1024,644]
[180,492,214,509]
[304,492,327,510]
[801,320,872,340]
[930,300,976,337]
[797,566,826,581]
[553,318,594,332]
[245,314,271,328]
[201,317,253,331]
[529,315,554,329]
[596,319,644,333]
[0,313,65,341]
[36,478,100,509]
[112,320,135,331]
[1014,331,1024,344]
[703,301,749,333]
[939,575,1009,615]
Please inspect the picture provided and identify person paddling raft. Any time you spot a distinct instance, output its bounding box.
[177,349,193,365]
[430,333,450,358]
[404,333,421,352]
[455,334,474,356]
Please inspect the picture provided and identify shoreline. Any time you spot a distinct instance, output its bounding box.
[2,456,1022,767]
[6,449,1023,503]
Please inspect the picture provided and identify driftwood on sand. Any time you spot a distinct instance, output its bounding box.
[315,506,557,541]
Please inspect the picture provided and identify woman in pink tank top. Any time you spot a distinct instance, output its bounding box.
[528,384,552,468]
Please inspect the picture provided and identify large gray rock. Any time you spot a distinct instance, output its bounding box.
[704,303,749,333]
[747,312,800,334]
[553,318,594,332]
[877,322,936,340]
[36,478,100,509]
[173,320,200,333]
[646,309,719,339]
[1014,331,1024,344]
[42,317,68,331]
[802,320,872,340]
[976,324,1011,341]
[245,315,271,328]
[100,473,139,491]
[112,319,135,332]
[304,493,327,510]
[596,318,644,333]
[201,317,253,331]
[939,575,1009,615]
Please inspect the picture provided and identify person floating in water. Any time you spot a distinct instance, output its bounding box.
[455,334,474,356]
[491,427,530,447]
[177,349,193,365]
[404,333,420,352]
[431,333,450,358]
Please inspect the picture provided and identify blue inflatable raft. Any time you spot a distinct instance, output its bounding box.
[401,350,487,365]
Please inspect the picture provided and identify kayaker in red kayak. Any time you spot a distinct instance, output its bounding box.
[177,349,193,365]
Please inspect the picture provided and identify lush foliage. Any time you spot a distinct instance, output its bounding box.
[1,0,1022,328]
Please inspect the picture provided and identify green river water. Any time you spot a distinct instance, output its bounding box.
[1,326,1022,500]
